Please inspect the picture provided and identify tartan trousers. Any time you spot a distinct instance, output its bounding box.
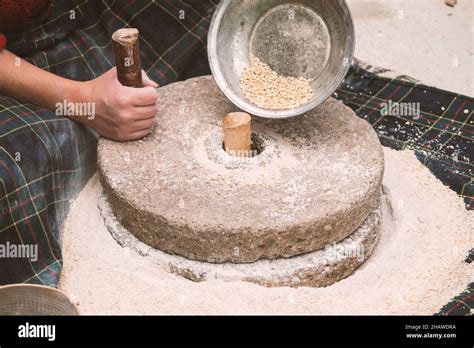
[0,0,218,286]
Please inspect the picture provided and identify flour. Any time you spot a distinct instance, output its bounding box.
[60,148,473,314]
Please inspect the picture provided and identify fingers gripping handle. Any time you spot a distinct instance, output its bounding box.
[112,28,143,88]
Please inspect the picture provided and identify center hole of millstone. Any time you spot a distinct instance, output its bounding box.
[223,133,265,158]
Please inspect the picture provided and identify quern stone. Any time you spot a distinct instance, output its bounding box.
[98,76,384,263]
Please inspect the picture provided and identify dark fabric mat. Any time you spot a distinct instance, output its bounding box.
[334,64,473,210]
[436,282,473,316]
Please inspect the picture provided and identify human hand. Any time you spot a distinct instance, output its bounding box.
[83,67,159,141]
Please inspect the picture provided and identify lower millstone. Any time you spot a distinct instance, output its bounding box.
[98,191,388,288]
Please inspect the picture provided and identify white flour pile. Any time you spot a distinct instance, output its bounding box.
[59,148,473,315]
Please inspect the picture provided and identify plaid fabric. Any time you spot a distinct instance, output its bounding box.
[334,65,473,210]
[437,282,473,316]
[334,65,473,316]
[435,250,473,315]
[0,0,471,315]
[0,0,218,286]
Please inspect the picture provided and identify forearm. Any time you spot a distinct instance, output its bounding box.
[0,49,158,141]
[0,49,90,123]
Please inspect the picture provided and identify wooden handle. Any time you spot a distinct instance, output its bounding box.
[112,28,143,87]
[223,112,251,157]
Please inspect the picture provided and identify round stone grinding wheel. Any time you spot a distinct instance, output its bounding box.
[98,76,384,263]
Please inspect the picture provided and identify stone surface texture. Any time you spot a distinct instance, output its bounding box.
[98,76,384,263]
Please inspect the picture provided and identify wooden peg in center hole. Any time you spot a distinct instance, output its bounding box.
[223,112,252,157]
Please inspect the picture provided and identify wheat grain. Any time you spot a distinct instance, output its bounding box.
[239,56,313,110]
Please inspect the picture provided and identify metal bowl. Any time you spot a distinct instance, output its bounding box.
[0,284,79,315]
[208,0,355,118]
